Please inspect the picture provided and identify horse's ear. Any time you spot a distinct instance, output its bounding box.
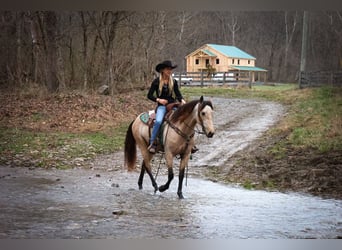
[199,96,203,103]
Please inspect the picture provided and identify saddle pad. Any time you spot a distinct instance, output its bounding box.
[139,110,155,125]
[140,112,149,124]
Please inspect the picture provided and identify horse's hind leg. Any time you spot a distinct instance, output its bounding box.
[138,161,146,190]
[143,159,158,193]
[146,169,158,193]
[138,160,158,193]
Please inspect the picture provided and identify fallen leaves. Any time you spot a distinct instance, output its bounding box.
[0,90,152,133]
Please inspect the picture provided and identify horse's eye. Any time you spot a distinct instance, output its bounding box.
[201,112,206,116]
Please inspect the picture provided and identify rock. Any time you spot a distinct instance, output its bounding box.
[112,210,126,216]
[98,84,109,95]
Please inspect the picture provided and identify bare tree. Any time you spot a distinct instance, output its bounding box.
[325,11,342,69]
[215,11,240,45]
[41,11,59,92]
[177,11,194,42]
[284,11,298,70]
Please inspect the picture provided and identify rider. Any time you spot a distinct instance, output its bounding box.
[147,60,186,154]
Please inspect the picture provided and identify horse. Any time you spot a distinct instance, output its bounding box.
[124,96,215,199]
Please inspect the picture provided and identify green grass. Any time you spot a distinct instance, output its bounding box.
[183,84,341,154]
[286,86,342,152]
[0,122,130,168]
[181,83,297,101]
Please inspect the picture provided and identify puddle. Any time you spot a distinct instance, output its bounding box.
[0,167,341,239]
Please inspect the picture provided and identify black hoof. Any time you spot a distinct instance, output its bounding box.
[138,185,143,190]
[159,185,167,192]
[153,185,158,193]
[177,192,184,199]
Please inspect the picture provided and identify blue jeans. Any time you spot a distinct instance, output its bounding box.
[150,105,167,145]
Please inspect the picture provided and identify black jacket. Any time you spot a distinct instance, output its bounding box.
[147,78,183,105]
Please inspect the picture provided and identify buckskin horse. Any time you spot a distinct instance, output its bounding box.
[124,96,215,199]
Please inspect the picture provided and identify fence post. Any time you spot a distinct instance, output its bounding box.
[178,74,182,88]
[248,71,252,89]
[299,71,304,89]
[200,71,204,87]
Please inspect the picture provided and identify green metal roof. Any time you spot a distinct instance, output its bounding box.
[207,44,256,60]
[201,49,217,57]
[230,65,267,72]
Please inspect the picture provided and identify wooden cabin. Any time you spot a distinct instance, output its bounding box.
[185,44,267,82]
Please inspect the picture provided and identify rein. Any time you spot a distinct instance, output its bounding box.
[164,117,195,147]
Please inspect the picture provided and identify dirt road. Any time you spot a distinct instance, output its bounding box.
[1,97,341,238]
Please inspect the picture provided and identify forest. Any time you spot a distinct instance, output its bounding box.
[0,11,341,93]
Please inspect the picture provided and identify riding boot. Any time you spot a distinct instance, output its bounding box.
[148,141,157,154]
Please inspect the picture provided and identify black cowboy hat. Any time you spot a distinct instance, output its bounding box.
[155,60,177,73]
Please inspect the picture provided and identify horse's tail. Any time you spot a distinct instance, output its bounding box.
[124,120,137,171]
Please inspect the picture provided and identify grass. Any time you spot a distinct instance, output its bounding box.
[0,123,130,168]
[181,83,297,102]
[287,86,342,152]
[183,84,341,155]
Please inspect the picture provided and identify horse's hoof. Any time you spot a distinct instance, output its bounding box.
[138,185,143,190]
[159,185,166,192]
[177,192,184,199]
[153,185,158,193]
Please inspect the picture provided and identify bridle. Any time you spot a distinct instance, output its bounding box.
[164,117,195,150]
[164,102,210,152]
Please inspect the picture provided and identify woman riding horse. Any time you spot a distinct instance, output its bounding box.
[124,95,215,199]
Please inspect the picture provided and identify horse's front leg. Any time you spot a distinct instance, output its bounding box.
[159,152,173,192]
[158,167,174,192]
[177,167,185,199]
[177,153,191,199]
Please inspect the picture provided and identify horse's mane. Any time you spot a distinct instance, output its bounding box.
[169,98,213,123]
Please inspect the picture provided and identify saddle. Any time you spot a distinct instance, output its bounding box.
[139,103,181,150]
[139,103,180,129]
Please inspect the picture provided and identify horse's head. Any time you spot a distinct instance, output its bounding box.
[197,96,215,138]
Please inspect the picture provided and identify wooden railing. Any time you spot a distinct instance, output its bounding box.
[299,71,342,88]
[173,71,255,87]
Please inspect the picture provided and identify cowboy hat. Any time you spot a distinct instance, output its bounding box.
[155,60,177,73]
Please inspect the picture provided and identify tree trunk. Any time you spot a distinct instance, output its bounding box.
[43,11,59,92]
[15,12,23,86]
[80,11,88,90]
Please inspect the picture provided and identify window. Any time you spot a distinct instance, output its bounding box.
[248,60,250,64]
[195,59,199,65]
[205,59,209,66]
[216,58,220,64]
[238,59,240,65]
[232,58,235,64]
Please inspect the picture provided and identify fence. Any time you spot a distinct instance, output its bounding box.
[173,71,255,87]
[299,71,342,88]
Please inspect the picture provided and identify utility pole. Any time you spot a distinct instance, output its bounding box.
[299,11,309,88]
